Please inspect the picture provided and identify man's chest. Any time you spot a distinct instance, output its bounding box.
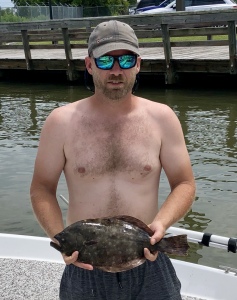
[65,116,161,177]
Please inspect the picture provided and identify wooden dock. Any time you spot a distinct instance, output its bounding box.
[0,11,237,84]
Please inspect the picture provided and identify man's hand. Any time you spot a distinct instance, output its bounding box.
[144,220,166,262]
[62,251,93,270]
[144,248,158,261]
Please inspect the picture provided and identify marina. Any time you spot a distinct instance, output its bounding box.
[0,10,237,84]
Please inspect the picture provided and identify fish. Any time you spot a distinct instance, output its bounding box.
[50,215,189,272]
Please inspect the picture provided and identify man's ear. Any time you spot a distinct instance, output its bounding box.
[136,56,141,74]
[84,69,95,93]
[85,56,93,75]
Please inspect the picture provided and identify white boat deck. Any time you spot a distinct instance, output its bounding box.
[0,258,202,300]
[0,258,63,300]
[1,233,236,300]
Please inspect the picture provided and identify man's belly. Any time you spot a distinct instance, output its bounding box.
[65,175,160,226]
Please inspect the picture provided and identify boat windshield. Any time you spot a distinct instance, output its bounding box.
[159,0,174,7]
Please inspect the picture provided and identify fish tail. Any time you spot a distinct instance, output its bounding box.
[155,234,189,256]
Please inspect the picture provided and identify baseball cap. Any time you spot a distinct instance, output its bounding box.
[88,20,140,58]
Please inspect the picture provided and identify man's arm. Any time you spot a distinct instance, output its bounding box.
[30,108,66,239]
[145,105,195,260]
[30,107,93,269]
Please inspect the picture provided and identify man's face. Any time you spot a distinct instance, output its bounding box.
[86,50,141,101]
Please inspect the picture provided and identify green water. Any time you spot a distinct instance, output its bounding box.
[0,81,236,270]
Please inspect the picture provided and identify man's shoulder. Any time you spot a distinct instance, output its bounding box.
[41,100,84,133]
[49,98,87,118]
[139,97,174,115]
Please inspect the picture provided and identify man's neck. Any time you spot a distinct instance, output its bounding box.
[89,93,137,116]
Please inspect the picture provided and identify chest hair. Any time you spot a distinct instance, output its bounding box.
[71,114,153,176]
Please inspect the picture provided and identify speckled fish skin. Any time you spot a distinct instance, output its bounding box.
[50,215,189,272]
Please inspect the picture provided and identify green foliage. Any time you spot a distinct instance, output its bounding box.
[74,0,129,16]
[3,0,130,20]
[12,0,43,5]
[1,14,37,22]
[0,8,26,21]
[0,7,48,21]
[11,0,131,6]
[0,8,12,16]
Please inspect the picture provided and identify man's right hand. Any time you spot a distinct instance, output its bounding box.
[62,251,93,270]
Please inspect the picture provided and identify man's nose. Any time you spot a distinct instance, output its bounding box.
[110,60,122,75]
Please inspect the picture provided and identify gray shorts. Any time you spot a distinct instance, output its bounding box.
[60,253,182,300]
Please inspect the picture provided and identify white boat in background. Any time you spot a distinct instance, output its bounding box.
[0,231,236,300]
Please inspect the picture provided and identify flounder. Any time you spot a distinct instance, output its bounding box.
[50,215,189,272]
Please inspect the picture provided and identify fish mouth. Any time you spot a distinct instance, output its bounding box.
[50,241,62,253]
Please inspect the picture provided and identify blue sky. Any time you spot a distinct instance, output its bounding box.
[1,0,14,7]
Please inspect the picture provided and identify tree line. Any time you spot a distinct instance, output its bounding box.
[10,0,136,7]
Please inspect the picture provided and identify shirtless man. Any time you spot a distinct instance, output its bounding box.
[30,20,195,299]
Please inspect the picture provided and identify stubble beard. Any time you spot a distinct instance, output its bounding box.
[93,71,136,101]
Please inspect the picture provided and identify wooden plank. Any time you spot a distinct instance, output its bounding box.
[227,20,237,74]
[0,11,237,84]
[27,29,62,34]
[21,30,33,71]
[173,59,230,73]
[0,44,88,50]
[1,10,237,33]
[161,24,176,85]
[134,30,162,39]
[1,26,230,45]
[169,27,228,37]
[69,32,92,40]
[0,59,27,69]
[0,45,24,49]
[32,59,69,70]
[0,35,22,43]
[30,44,65,49]
[61,27,78,81]
[139,42,163,48]
[170,40,228,47]
[62,28,72,60]
[161,10,237,26]
[70,44,88,49]
[0,57,231,74]
[28,34,64,42]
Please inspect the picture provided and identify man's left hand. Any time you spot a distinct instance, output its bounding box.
[144,248,158,261]
[144,220,166,262]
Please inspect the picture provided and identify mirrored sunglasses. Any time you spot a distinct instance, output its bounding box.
[94,54,137,70]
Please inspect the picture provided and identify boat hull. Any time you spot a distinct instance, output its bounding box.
[0,233,236,299]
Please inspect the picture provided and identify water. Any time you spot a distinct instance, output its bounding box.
[0,81,236,270]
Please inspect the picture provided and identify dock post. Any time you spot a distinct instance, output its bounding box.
[62,27,79,81]
[161,24,177,85]
[228,20,237,75]
[21,30,33,71]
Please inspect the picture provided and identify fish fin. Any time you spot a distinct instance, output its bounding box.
[96,258,146,273]
[84,240,98,246]
[50,241,62,253]
[158,234,189,256]
[114,215,154,236]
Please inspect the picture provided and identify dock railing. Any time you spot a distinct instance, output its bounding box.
[0,11,236,83]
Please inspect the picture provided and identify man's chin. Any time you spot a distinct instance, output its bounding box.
[104,90,126,101]
[107,83,124,90]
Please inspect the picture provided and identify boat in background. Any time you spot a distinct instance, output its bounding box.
[0,232,236,300]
